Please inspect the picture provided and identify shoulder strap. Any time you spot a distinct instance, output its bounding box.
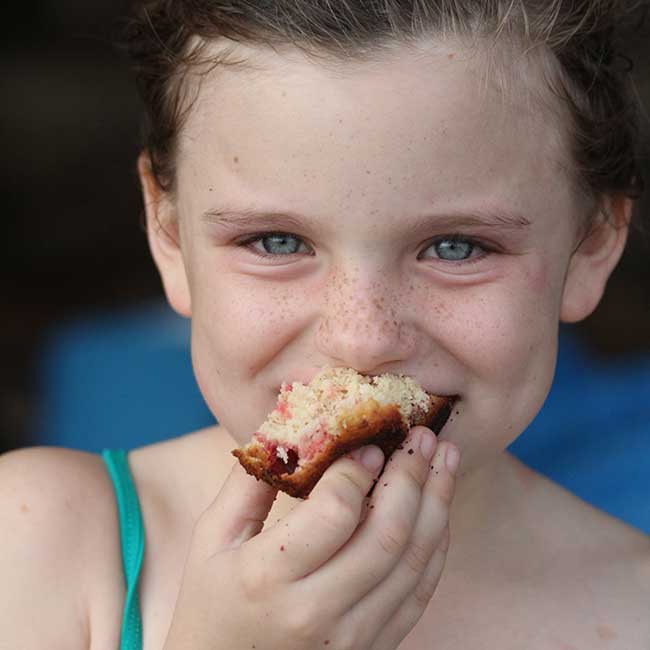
[102,449,145,650]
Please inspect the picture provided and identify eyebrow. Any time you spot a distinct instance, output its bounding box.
[202,208,307,232]
[201,206,532,234]
[405,210,532,235]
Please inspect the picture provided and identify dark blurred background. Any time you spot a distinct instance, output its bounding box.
[2,3,649,456]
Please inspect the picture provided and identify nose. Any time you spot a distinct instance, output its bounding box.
[315,272,417,373]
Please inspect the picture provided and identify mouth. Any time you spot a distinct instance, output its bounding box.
[272,371,460,435]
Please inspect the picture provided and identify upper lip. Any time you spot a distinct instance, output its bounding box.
[426,390,459,400]
[278,374,460,402]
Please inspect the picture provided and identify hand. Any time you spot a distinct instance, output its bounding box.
[163,427,459,650]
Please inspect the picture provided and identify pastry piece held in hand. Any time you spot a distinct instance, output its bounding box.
[232,367,453,499]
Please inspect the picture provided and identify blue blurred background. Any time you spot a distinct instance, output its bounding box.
[2,3,649,533]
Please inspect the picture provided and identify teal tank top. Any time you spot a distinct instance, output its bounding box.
[102,450,145,650]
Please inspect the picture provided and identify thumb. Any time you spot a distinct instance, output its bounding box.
[193,460,278,554]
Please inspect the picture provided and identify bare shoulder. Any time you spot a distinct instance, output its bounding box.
[587,509,650,642]
[530,468,650,647]
[127,425,236,520]
[464,457,650,648]
[0,446,123,649]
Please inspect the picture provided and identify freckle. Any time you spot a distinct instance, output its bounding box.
[233,156,239,164]
[448,53,455,60]
[324,641,330,645]
[20,504,30,514]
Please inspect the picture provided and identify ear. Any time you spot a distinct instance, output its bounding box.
[560,195,632,323]
[138,152,192,317]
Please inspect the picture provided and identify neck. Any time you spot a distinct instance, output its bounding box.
[443,451,542,581]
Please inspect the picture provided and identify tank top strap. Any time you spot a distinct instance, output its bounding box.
[102,449,145,650]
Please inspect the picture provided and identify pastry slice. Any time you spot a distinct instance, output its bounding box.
[232,367,454,498]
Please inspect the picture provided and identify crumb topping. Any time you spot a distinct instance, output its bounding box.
[258,367,429,461]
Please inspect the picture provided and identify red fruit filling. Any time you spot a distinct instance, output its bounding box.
[297,424,331,461]
[254,424,333,477]
[254,433,300,476]
[275,399,292,420]
[270,447,300,476]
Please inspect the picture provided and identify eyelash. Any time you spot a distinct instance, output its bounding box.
[235,232,495,264]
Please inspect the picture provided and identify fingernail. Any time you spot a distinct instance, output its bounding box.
[360,446,384,473]
[445,443,460,475]
[419,431,436,461]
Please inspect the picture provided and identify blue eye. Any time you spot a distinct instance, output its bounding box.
[436,239,474,260]
[238,232,310,259]
[422,237,485,262]
[258,234,302,255]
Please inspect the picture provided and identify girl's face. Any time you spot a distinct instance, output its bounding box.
[147,40,625,473]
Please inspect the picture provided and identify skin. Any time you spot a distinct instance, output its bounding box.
[1,38,648,650]
[151,39,621,478]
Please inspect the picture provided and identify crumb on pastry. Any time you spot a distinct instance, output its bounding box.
[232,367,453,498]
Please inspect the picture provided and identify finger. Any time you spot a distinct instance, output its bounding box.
[351,441,458,649]
[192,460,278,556]
[246,445,384,582]
[370,526,451,650]
[298,427,434,613]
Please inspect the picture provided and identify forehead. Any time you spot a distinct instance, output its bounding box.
[176,38,573,222]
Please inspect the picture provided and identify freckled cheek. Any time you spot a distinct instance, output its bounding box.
[462,304,551,379]
[429,276,559,384]
[187,281,317,431]
[191,283,315,367]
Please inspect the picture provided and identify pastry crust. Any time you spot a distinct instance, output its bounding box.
[233,393,453,499]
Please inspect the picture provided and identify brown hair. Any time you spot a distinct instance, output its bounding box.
[120,0,646,212]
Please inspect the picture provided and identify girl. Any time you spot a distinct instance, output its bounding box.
[2,1,649,648]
